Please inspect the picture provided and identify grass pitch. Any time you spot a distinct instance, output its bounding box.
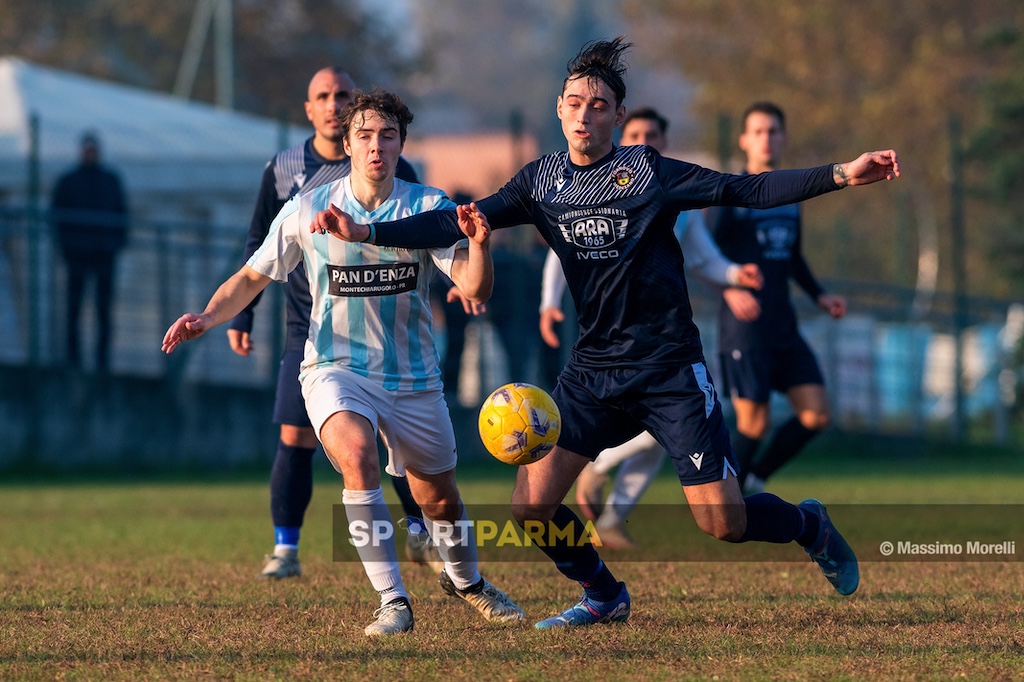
[2,443,1023,680]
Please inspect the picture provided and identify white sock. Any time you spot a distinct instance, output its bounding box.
[425,501,481,591]
[274,544,298,555]
[342,486,408,606]
[593,431,661,474]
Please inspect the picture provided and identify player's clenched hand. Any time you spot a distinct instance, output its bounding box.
[162,314,208,354]
[447,286,486,315]
[834,150,900,187]
[226,328,253,357]
[817,293,847,319]
[310,204,370,242]
[457,202,491,245]
[539,306,565,348]
[736,263,763,290]
[723,287,761,322]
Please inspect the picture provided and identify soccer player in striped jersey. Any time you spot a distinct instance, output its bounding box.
[312,37,900,628]
[708,102,847,496]
[163,89,524,636]
[224,67,439,580]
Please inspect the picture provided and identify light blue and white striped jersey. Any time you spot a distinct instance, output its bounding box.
[247,176,461,391]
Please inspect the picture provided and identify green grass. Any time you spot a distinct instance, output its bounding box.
[2,443,1023,680]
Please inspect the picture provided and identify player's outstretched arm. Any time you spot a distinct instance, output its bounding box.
[833,150,900,187]
[161,267,272,354]
[448,202,493,304]
[311,204,372,243]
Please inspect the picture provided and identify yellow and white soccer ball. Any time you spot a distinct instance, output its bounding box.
[478,382,561,465]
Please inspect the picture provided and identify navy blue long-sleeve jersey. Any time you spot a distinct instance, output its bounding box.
[708,197,825,352]
[372,146,838,369]
[229,137,418,348]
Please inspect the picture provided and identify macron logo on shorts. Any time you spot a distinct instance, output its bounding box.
[689,452,704,471]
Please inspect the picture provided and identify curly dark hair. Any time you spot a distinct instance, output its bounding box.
[340,88,414,143]
[563,36,632,106]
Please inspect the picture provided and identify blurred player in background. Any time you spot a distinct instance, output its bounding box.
[165,88,524,636]
[539,107,762,549]
[226,67,440,579]
[708,102,847,495]
[311,37,899,629]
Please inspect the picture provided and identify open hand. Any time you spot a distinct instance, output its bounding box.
[456,202,491,245]
[162,314,208,354]
[447,286,486,315]
[723,288,761,322]
[539,306,565,348]
[226,329,253,357]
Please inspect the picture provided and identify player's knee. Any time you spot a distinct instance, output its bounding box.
[693,506,746,542]
[280,425,319,449]
[510,493,558,527]
[797,410,829,431]
[418,494,461,523]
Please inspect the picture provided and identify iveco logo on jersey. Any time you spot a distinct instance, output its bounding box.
[327,262,419,297]
[557,208,629,259]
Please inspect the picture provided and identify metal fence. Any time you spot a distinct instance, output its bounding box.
[0,204,282,386]
[1,204,1021,451]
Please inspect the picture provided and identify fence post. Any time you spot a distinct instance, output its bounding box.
[949,115,967,442]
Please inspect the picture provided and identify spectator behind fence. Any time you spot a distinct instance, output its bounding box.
[51,131,128,372]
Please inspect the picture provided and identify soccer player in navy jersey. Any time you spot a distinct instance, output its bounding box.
[311,37,900,629]
[541,106,763,549]
[164,88,524,636]
[709,102,846,496]
[225,67,440,579]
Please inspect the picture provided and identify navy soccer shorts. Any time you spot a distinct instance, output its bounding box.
[272,347,313,428]
[718,334,825,403]
[552,361,738,486]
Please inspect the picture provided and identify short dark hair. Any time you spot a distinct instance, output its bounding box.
[564,36,631,106]
[742,101,786,132]
[341,88,414,144]
[622,107,668,135]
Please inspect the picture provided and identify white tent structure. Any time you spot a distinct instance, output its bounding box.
[0,56,307,225]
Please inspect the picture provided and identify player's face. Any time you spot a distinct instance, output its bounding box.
[305,69,357,143]
[739,111,786,171]
[620,118,666,152]
[343,109,402,184]
[557,76,625,163]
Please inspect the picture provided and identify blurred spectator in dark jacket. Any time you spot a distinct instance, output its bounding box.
[51,131,128,372]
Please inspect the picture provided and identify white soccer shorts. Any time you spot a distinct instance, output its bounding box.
[301,365,458,477]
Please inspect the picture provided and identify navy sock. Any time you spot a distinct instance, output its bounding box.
[390,474,424,520]
[752,417,820,480]
[525,504,620,601]
[731,432,762,479]
[737,493,808,544]
[270,442,315,529]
